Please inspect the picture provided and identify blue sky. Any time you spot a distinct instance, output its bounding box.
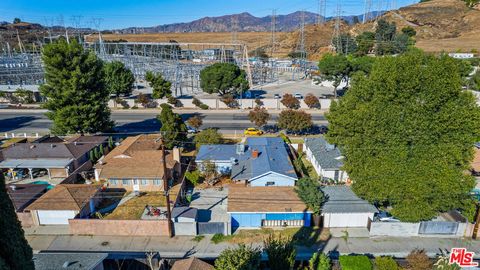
[1,0,418,29]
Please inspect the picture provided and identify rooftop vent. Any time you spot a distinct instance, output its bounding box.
[30,145,35,149]
[252,149,259,159]
[230,157,238,165]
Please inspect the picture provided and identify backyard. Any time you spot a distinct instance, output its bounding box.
[104,192,172,220]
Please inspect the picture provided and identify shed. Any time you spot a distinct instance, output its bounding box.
[171,206,198,222]
[321,186,377,228]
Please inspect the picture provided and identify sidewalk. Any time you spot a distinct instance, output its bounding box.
[26,234,480,259]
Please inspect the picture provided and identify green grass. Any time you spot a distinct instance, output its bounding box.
[191,235,205,242]
[211,233,233,244]
[301,155,319,179]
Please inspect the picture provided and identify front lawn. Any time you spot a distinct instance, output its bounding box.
[104,192,169,220]
[212,227,329,247]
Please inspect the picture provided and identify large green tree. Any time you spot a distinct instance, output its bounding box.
[295,177,325,215]
[318,53,351,98]
[326,51,480,221]
[158,103,187,149]
[355,31,375,56]
[40,38,113,134]
[263,234,296,270]
[0,174,35,270]
[200,63,249,96]
[145,71,172,99]
[375,19,397,55]
[103,61,135,98]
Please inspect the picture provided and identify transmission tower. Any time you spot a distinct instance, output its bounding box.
[376,0,383,20]
[332,2,342,52]
[270,9,276,58]
[317,0,327,25]
[363,0,372,24]
[300,10,306,59]
[231,16,238,44]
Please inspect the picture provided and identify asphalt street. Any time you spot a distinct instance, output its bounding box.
[0,109,327,135]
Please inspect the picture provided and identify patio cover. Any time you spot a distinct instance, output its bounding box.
[0,158,73,169]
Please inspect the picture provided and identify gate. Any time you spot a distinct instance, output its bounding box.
[419,221,458,235]
[197,222,225,235]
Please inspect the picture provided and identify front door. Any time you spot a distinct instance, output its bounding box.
[133,179,140,192]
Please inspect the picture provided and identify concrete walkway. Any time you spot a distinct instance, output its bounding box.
[26,234,480,259]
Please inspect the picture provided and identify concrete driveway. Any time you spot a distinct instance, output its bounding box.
[189,187,229,223]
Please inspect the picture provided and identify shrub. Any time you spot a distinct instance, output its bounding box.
[215,244,261,270]
[131,105,138,109]
[185,169,202,186]
[14,88,35,104]
[309,252,331,270]
[248,106,270,127]
[167,96,182,107]
[221,94,239,108]
[136,93,150,108]
[263,234,296,270]
[194,129,223,147]
[406,249,432,270]
[279,132,291,144]
[186,116,203,129]
[374,256,398,270]
[304,93,320,109]
[254,98,263,106]
[339,255,372,270]
[199,104,209,110]
[281,93,300,109]
[192,97,202,107]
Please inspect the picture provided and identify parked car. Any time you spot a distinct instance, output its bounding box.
[186,126,198,134]
[375,211,400,222]
[244,127,263,136]
[273,94,281,99]
[318,125,329,134]
[294,93,303,99]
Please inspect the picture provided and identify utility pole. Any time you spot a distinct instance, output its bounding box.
[160,140,173,238]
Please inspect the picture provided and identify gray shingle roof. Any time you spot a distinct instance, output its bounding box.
[33,253,107,270]
[321,186,377,213]
[305,137,344,170]
[196,138,297,181]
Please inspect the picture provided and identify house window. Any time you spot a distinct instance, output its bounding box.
[122,179,130,185]
[153,179,162,186]
[265,181,275,186]
[141,179,148,185]
[109,179,118,185]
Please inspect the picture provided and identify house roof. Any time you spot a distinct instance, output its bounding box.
[33,253,107,270]
[6,184,48,212]
[321,186,377,214]
[197,137,297,181]
[96,135,176,179]
[171,257,214,270]
[26,184,100,211]
[228,186,308,213]
[0,158,73,169]
[1,136,106,160]
[305,137,344,170]
[171,206,198,220]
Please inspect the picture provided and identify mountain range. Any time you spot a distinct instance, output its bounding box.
[115,11,384,34]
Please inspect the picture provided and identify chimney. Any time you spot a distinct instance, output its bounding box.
[251,149,259,159]
[172,147,181,163]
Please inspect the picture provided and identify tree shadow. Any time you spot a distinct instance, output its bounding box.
[114,118,160,133]
[0,116,40,132]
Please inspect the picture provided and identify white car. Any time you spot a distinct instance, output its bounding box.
[186,126,198,134]
[294,93,303,99]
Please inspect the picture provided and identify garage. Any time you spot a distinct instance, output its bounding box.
[321,186,377,228]
[36,210,77,225]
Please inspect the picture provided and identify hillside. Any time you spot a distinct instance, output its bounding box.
[351,0,480,52]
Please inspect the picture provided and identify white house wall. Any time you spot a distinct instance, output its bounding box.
[323,212,374,228]
[304,145,348,182]
[249,172,296,187]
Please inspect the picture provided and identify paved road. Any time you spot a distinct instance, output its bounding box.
[0,109,327,135]
[25,233,480,260]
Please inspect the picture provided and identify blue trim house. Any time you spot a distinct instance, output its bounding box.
[196,137,298,186]
[228,186,312,229]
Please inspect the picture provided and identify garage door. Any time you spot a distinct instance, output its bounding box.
[324,213,371,228]
[37,210,76,225]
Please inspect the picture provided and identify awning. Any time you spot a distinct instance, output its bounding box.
[0,158,73,169]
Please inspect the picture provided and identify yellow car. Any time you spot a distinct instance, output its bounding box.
[244,128,263,136]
